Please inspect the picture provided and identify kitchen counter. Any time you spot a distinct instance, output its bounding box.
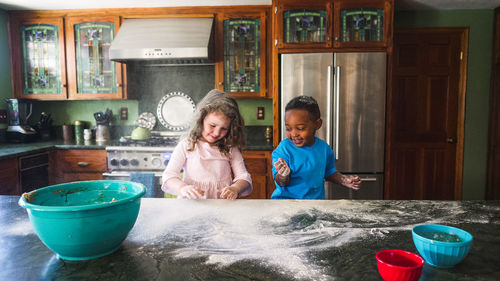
[0,140,106,160]
[0,138,272,160]
[1,197,499,280]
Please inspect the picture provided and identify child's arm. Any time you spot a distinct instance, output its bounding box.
[327,172,361,190]
[165,178,204,199]
[274,158,290,187]
[220,179,251,200]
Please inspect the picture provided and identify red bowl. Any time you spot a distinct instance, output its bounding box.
[376,249,424,281]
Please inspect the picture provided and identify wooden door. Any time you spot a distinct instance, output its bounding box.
[487,7,500,200]
[385,28,468,200]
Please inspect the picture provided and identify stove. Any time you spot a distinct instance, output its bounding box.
[103,134,181,198]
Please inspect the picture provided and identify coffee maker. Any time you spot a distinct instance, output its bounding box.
[6,98,37,142]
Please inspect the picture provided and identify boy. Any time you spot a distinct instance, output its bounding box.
[272,96,361,199]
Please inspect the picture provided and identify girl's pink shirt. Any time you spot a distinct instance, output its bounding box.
[161,139,253,198]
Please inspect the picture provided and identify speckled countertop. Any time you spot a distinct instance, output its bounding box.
[1,197,499,281]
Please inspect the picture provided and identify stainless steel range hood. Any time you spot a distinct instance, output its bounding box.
[110,17,214,64]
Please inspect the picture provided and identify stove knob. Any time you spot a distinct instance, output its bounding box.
[151,157,162,168]
[110,158,119,166]
[120,159,129,166]
[130,159,139,166]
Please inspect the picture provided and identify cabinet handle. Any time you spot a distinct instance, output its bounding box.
[77,162,89,167]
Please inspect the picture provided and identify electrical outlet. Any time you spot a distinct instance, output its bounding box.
[120,107,128,120]
[257,107,265,120]
[0,109,7,124]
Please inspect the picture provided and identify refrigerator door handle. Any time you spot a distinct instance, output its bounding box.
[326,65,332,146]
[334,65,341,160]
[360,177,378,182]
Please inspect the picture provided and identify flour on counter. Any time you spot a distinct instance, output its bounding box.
[127,199,481,281]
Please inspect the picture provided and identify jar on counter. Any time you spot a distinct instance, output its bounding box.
[74,121,84,143]
[83,129,92,141]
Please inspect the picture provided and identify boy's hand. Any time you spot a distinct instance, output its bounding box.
[219,186,239,200]
[341,175,362,190]
[274,158,290,177]
[180,185,205,199]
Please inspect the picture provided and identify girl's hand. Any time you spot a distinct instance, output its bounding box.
[341,175,362,190]
[219,186,239,200]
[180,185,205,199]
[274,158,290,177]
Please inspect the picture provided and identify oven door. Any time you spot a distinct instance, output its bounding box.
[102,171,164,198]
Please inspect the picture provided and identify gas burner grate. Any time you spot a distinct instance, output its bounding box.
[118,136,180,147]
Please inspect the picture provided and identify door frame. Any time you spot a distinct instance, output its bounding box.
[385,27,469,199]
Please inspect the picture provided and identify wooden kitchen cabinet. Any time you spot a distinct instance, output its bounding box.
[9,16,68,99]
[65,15,125,100]
[274,0,392,50]
[9,14,125,100]
[216,10,268,98]
[0,158,20,195]
[241,151,273,199]
[51,149,107,184]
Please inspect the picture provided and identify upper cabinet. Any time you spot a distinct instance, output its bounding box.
[9,17,67,100]
[65,15,124,100]
[216,11,267,98]
[274,0,392,50]
[9,14,125,100]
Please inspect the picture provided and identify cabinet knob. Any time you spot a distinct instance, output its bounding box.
[447,137,457,144]
[218,82,223,86]
[116,83,122,87]
[77,162,89,167]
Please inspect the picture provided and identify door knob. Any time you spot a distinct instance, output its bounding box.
[446,137,457,144]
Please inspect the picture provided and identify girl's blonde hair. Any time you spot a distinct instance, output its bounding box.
[186,89,246,156]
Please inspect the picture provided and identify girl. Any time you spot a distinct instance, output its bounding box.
[161,89,252,199]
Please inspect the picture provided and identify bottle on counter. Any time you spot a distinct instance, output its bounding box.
[74,121,84,143]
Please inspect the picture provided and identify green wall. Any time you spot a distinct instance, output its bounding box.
[395,10,494,200]
[0,9,12,129]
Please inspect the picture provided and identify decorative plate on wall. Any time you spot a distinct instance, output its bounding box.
[157,91,196,131]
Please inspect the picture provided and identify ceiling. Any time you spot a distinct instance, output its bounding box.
[0,0,498,11]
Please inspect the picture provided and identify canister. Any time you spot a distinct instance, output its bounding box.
[74,121,84,143]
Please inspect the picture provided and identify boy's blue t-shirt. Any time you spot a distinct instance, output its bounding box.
[271,137,337,199]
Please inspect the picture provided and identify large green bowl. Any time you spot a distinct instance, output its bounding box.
[18,180,146,261]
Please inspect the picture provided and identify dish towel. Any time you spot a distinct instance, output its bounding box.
[130,173,155,198]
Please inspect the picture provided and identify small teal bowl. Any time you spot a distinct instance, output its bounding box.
[412,224,473,268]
[19,180,146,261]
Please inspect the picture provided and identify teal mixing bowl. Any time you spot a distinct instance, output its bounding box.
[18,180,146,261]
[412,224,473,268]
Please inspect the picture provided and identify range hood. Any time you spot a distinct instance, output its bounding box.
[110,17,214,64]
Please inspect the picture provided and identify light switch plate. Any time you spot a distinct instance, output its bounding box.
[120,107,128,120]
[257,107,264,120]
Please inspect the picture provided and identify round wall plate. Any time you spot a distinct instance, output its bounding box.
[157,92,196,131]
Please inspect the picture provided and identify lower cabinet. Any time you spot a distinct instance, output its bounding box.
[51,149,107,184]
[241,151,274,199]
[0,158,20,195]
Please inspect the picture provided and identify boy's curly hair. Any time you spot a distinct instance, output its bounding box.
[285,95,321,121]
[186,89,246,156]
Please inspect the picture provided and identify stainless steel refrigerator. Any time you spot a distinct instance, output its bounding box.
[280,52,386,199]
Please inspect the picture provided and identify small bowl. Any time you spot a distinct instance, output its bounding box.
[376,249,424,281]
[412,224,473,268]
[19,180,146,260]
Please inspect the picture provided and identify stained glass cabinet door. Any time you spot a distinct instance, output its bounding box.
[65,16,124,100]
[10,17,67,99]
[218,12,267,98]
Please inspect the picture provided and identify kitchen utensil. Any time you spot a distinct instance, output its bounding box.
[18,180,146,261]
[412,224,473,268]
[157,91,195,131]
[376,249,424,281]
